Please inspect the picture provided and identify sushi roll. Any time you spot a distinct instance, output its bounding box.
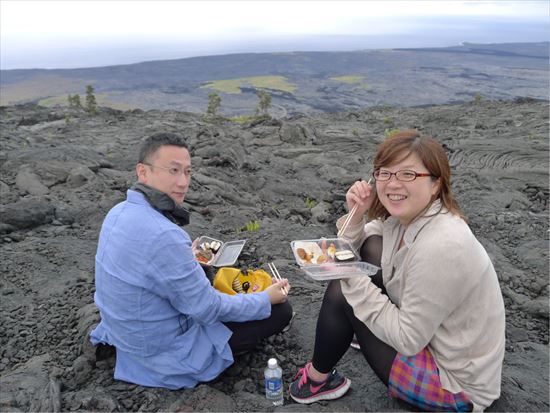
[335,250,355,262]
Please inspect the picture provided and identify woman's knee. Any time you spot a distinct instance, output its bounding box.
[360,235,383,267]
[325,279,342,299]
[321,280,349,309]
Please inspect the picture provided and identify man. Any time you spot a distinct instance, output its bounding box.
[90,132,291,389]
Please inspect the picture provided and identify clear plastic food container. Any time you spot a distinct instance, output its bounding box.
[194,236,246,267]
[290,238,379,280]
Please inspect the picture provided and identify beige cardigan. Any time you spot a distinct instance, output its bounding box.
[337,201,505,410]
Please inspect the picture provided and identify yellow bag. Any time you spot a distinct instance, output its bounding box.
[213,267,272,295]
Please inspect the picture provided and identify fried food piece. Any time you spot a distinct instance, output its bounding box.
[297,248,313,263]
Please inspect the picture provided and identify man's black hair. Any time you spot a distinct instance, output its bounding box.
[138,132,189,163]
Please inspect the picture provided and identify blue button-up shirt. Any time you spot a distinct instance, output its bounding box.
[90,190,271,389]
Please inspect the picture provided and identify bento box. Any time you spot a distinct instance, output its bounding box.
[194,236,246,267]
[290,238,379,281]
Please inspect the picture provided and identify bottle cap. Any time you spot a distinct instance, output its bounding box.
[268,358,277,368]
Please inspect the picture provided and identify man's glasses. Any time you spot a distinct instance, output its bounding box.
[143,163,189,177]
[373,169,433,182]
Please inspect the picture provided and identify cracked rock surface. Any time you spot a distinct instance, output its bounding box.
[0,101,548,411]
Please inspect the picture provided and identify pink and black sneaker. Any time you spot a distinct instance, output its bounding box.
[289,362,351,404]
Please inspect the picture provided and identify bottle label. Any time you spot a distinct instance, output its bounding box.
[265,377,282,394]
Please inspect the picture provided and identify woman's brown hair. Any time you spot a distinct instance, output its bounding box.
[367,130,467,222]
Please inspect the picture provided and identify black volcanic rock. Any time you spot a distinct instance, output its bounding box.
[1,197,55,231]
[1,43,548,117]
[0,100,548,411]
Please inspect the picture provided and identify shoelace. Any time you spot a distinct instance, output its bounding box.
[294,362,312,388]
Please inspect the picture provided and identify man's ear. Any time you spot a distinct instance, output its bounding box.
[136,163,147,183]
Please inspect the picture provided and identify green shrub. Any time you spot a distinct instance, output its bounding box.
[384,128,401,139]
[85,85,97,114]
[256,90,272,116]
[473,92,483,105]
[207,92,221,116]
[246,220,260,231]
[67,94,82,108]
[237,220,260,233]
[229,115,258,124]
[305,197,317,209]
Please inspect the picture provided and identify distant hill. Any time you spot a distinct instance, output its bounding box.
[1,42,547,116]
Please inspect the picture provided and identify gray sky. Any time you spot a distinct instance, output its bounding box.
[1,0,548,69]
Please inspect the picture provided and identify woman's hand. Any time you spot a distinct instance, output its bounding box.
[345,179,375,225]
[265,278,290,304]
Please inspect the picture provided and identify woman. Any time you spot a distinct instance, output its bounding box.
[289,130,505,411]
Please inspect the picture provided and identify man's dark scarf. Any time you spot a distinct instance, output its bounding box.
[130,182,190,226]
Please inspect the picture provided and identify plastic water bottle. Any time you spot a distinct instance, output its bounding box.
[264,358,284,406]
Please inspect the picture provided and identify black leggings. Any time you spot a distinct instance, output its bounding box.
[312,235,397,385]
[224,300,293,353]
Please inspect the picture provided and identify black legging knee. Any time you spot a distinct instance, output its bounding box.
[225,300,293,353]
[360,234,386,294]
[311,235,396,385]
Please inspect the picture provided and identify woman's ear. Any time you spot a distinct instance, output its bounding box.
[431,177,442,197]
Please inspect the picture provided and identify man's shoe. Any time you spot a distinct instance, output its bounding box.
[289,362,351,404]
[282,311,296,333]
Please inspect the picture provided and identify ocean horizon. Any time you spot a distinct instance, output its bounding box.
[2,17,548,71]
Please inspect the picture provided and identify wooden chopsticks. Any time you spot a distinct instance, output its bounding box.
[268,262,288,295]
[337,204,358,238]
[337,178,372,238]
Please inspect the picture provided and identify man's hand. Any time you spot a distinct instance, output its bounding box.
[265,279,290,304]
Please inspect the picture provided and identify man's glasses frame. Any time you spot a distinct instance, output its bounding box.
[143,163,189,177]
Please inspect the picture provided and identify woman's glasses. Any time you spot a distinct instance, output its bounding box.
[373,170,433,182]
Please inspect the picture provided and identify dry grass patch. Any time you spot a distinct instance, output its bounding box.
[329,75,369,90]
[201,75,296,94]
[0,75,90,105]
[329,75,364,84]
